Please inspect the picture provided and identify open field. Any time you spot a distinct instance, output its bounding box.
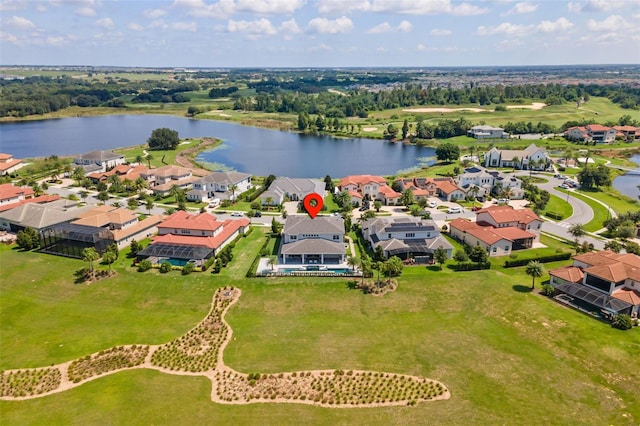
[1,233,639,424]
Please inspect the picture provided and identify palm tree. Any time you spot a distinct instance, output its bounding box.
[79,190,89,203]
[103,251,117,275]
[266,255,278,271]
[469,185,480,208]
[360,255,371,285]
[525,260,545,289]
[503,186,514,201]
[347,255,358,272]
[135,154,144,165]
[82,247,100,281]
[146,198,154,215]
[229,184,238,203]
[375,261,384,287]
[568,223,586,248]
[170,184,182,204]
[146,153,154,169]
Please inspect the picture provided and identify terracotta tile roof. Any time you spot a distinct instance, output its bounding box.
[586,124,613,132]
[378,185,400,198]
[144,165,192,178]
[339,175,387,188]
[72,207,137,227]
[476,205,540,225]
[0,194,61,212]
[152,218,249,250]
[0,153,14,161]
[573,250,619,267]
[612,288,640,306]
[348,190,362,199]
[0,183,34,201]
[549,266,584,283]
[0,158,22,172]
[449,218,535,245]
[434,179,461,194]
[159,211,223,232]
[152,176,198,192]
[613,125,638,132]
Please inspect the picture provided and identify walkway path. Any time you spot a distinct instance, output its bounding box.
[1,287,449,407]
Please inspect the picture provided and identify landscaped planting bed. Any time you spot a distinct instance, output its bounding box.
[68,345,150,383]
[0,368,61,397]
[214,369,446,406]
[150,287,237,372]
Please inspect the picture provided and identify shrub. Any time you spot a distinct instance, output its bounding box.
[504,252,571,267]
[612,314,633,330]
[159,261,172,273]
[137,260,152,272]
[450,262,491,271]
[540,284,555,296]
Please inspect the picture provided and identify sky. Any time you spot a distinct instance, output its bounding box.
[1,0,639,68]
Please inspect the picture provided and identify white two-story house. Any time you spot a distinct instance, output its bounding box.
[279,215,345,265]
[187,172,252,202]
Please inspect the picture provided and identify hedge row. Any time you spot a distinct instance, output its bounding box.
[451,262,491,271]
[503,252,571,268]
[246,235,272,278]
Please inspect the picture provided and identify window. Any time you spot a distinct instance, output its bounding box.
[492,247,497,253]
[388,234,392,238]
[406,233,415,238]
[333,235,340,240]
[291,235,296,240]
[505,245,509,251]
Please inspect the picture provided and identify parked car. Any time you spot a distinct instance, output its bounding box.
[359,205,369,211]
[447,206,462,214]
[497,198,508,204]
[427,200,437,208]
[558,184,570,189]
[208,199,220,208]
[231,211,244,217]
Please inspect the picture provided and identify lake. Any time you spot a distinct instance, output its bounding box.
[0,115,435,178]
[612,153,640,200]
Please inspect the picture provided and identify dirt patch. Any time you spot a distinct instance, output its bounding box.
[506,102,546,110]
[403,107,486,113]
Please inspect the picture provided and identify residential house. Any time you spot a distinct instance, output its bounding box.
[73,150,126,173]
[613,125,640,142]
[549,251,640,317]
[0,199,93,233]
[187,171,252,203]
[0,153,24,176]
[39,205,163,258]
[475,205,542,241]
[140,165,196,196]
[0,183,34,207]
[137,211,250,263]
[468,125,509,139]
[395,176,467,202]
[88,164,149,184]
[392,179,432,202]
[339,175,401,205]
[483,143,549,170]
[260,177,325,205]
[449,218,536,256]
[279,215,345,265]
[361,216,453,261]
[565,125,616,144]
[456,166,526,199]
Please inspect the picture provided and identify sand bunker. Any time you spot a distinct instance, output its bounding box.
[506,102,546,110]
[219,113,231,117]
[362,127,378,132]
[403,102,546,113]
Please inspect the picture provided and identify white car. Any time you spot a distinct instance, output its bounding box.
[447,206,462,214]
[230,212,244,217]
[427,200,437,208]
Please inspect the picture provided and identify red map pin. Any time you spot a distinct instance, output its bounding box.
[303,193,324,219]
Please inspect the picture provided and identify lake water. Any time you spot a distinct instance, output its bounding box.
[612,153,640,200]
[0,115,435,178]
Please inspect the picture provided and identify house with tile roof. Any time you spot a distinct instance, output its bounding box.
[448,218,536,256]
[88,164,149,184]
[475,205,542,241]
[187,171,252,202]
[339,175,400,205]
[137,211,250,263]
[361,216,453,261]
[566,125,616,144]
[394,176,466,202]
[39,206,163,257]
[0,183,35,207]
[260,177,326,206]
[455,167,525,200]
[73,150,125,173]
[549,251,640,317]
[279,215,345,265]
[0,153,24,176]
[483,143,549,170]
[612,125,640,142]
[140,165,197,196]
[0,199,93,233]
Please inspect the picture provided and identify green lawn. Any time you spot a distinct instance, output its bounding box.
[557,188,632,232]
[1,232,640,424]
[541,193,573,220]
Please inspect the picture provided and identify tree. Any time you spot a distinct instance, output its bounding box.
[347,255,358,272]
[401,119,409,140]
[373,201,382,212]
[229,184,238,202]
[324,175,335,193]
[525,260,545,289]
[604,240,622,253]
[374,245,385,262]
[435,142,460,162]
[612,314,633,330]
[359,255,372,285]
[384,256,403,279]
[453,250,469,263]
[267,255,278,271]
[401,188,414,207]
[383,124,398,140]
[468,245,488,265]
[129,239,142,257]
[271,217,282,234]
[82,247,100,281]
[360,210,376,222]
[433,247,448,270]
[146,198,154,215]
[568,223,586,248]
[297,112,310,131]
[102,250,117,275]
[72,166,85,185]
[374,261,384,286]
[159,261,172,273]
[625,241,640,255]
[97,191,110,205]
[145,152,154,169]
[16,227,39,250]
[135,154,144,165]
[147,128,179,150]
[127,197,138,210]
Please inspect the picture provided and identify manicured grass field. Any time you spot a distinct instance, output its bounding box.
[541,193,573,220]
[1,230,639,424]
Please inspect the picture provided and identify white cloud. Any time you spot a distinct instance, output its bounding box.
[46,36,66,46]
[506,1,538,15]
[397,20,412,32]
[96,17,114,29]
[4,15,35,29]
[143,8,167,19]
[171,21,197,32]
[430,28,452,36]
[587,15,635,32]
[173,0,235,18]
[235,0,305,14]
[279,18,301,33]
[128,22,144,31]
[173,0,304,18]
[477,22,531,37]
[307,16,353,34]
[0,30,19,44]
[309,43,331,51]
[451,3,488,16]
[228,18,277,37]
[366,22,392,33]
[75,7,96,16]
[371,0,451,14]
[317,0,370,14]
[417,44,462,52]
[536,17,573,33]
[0,0,28,12]
[567,0,639,12]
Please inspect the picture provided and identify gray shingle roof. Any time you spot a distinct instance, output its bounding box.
[196,171,251,186]
[0,199,94,230]
[74,150,124,162]
[283,215,344,235]
[280,238,345,255]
